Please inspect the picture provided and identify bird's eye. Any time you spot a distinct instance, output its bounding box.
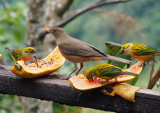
[53,28,57,32]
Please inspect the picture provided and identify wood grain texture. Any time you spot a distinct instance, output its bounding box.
[0,65,160,113]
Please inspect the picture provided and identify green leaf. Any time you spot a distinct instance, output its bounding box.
[105,41,132,68]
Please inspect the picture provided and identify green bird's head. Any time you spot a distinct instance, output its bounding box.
[21,47,36,63]
[23,47,36,54]
[121,43,133,54]
[85,68,96,80]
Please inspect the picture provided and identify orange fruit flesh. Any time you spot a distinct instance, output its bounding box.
[11,47,65,78]
[116,61,143,83]
[69,61,143,90]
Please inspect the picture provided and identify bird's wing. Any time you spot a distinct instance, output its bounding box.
[99,66,122,77]
[13,49,23,59]
[58,38,107,57]
[132,44,159,56]
[7,48,23,60]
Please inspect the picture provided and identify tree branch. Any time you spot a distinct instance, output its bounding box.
[56,0,128,27]
[39,0,128,41]
[148,66,160,89]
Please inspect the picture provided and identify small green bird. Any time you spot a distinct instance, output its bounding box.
[121,43,160,62]
[85,64,138,81]
[5,47,36,63]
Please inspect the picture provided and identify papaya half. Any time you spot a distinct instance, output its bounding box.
[11,47,65,78]
[69,61,143,90]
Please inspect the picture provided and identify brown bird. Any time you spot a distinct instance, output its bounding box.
[45,27,131,79]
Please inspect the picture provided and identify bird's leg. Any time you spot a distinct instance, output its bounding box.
[139,61,145,67]
[115,77,118,82]
[99,79,104,86]
[66,63,78,79]
[99,79,108,86]
[76,63,84,75]
[100,81,104,87]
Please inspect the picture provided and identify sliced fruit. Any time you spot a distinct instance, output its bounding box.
[11,47,65,78]
[117,61,143,83]
[69,61,143,90]
[69,74,116,90]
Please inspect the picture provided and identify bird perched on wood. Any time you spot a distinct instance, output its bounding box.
[121,43,160,63]
[5,47,36,63]
[85,64,138,81]
[45,27,131,79]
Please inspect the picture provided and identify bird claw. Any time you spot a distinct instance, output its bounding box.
[115,77,118,82]
[99,79,108,86]
[138,62,145,67]
[60,76,70,80]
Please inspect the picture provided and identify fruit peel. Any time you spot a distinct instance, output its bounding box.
[102,83,140,102]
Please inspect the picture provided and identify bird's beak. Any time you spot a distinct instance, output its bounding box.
[45,28,50,32]
[31,50,36,53]
[120,50,124,55]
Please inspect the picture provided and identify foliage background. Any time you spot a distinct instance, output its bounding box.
[0,0,159,113]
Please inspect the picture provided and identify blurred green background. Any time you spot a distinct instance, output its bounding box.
[0,0,160,113]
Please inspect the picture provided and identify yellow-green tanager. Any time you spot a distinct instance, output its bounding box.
[5,47,36,63]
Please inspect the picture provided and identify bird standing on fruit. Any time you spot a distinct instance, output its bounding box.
[5,47,36,63]
[45,27,131,79]
[85,64,138,81]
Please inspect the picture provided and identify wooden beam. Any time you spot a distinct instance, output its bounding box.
[0,66,160,113]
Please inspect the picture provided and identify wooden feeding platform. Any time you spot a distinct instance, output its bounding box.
[0,66,160,113]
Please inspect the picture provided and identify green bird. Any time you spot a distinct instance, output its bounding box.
[121,43,160,63]
[5,47,36,63]
[85,64,138,81]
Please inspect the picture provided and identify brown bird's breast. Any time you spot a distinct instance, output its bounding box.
[59,49,106,63]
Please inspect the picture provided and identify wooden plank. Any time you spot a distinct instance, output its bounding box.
[0,66,160,113]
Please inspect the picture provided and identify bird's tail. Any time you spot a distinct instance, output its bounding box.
[156,51,160,56]
[125,71,138,77]
[5,47,12,52]
[105,55,131,64]
[5,47,16,62]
